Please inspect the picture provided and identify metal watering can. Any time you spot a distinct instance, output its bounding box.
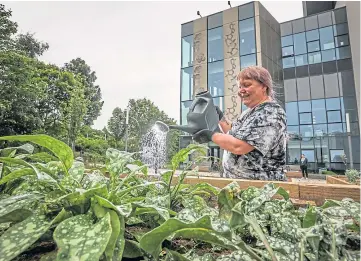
[155,91,220,135]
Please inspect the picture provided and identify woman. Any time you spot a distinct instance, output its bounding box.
[300,154,308,179]
[193,66,287,180]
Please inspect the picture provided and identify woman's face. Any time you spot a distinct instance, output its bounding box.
[238,78,267,108]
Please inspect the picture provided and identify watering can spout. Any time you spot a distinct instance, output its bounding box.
[168,124,198,134]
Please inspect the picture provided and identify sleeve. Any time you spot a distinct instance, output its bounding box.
[232,107,285,156]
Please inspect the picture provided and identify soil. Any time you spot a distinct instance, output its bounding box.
[13,241,56,261]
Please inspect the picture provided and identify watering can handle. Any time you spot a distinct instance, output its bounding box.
[189,97,207,111]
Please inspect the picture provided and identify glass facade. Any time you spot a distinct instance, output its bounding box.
[282,8,359,171]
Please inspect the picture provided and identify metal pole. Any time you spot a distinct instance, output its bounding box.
[346,113,353,169]
[125,108,129,152]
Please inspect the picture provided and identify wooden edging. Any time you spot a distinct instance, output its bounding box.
[326,175,360,186]
[120,173,360,205]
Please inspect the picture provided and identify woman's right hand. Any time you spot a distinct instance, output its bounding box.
[215,106,231,134]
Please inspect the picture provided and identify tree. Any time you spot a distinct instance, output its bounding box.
[107,107,126,149]
[0,4,18,51]
[63,58,103,126]
[15,32,49,58]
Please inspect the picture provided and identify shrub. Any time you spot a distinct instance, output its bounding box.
[345,169,360,184]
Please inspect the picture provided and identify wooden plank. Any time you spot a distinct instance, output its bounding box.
[326,176,349,185]
[299,183,360,205]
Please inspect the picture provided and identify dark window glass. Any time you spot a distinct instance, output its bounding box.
[282,46,294,57]
[281,35,293,47]
[338,71,356,97]
[306,29,319,42]
[309,63,323,76]
[292,18,305,33]
[329,136,344,149]
[319,26,335,50]
[305,16,318,31]
[330,149,345,162]
[283,57,294,68]
[239,2,254,20]
[299,100,311,112]
[287,140,301,164]
[240,54,256,69]
[286,102,299,125]
[181,67,193,101]
[326,97,341,110]
[293,32,307,55]
[300,125,314,138]
[300,113,312,124]
[302,150,315,162]
[332,8,347,24]
[335,35,349,47]
[281,22,292,36]
[337,58,352,71]
[308,52,321,64]
[208,12,223,29]
[323,61,337,74]
[284,67,296,79]
[181,101,192,125]
[310,75,325,99]
[181,22,193,37]
[307,41,320,52]
[239,18,256,55]
[340,97,346,122]
[314,124,327,136]
[295,54,308,67]
[318,11,332,28]
[296,65,309,77]
[328,123,344,135]
[208,61,224,97]
[333,23,348,36]
[181,35,193,68]
[312,99,327,124]
[322,49,336,62]
[327,111,342,123]
[336,46,351,59]
[208,27,223,62]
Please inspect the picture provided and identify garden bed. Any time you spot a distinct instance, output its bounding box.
[326,175,360,185]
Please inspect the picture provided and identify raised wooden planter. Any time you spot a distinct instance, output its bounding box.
[326,175,360,185]
[120,174,360,206]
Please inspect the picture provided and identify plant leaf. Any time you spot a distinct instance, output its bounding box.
[303,206,317,228]
[0,168,34,185]
[171,144,207,170]
[0,135,74,170]
[53,213,112,261]
[123,240,143,258]
[105,210,121,261]
[94,195,132,217]
[69,161,85,182]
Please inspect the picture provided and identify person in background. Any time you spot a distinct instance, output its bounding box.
[192,66,287,181]
[300,154,308,179]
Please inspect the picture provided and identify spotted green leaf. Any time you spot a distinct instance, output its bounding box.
[0,143,34,157]
[20,152,58,164]
[93,195,132,217]
[303,206,317,228]
[123,240,143,258]
[171,144,207,170]
[69,161,85,182]
[105,210,122,261]
[0,135,73,170]
[0,168,34,185]
[53,213,112,261]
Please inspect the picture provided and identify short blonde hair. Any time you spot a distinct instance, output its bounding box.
[237,66,275,99]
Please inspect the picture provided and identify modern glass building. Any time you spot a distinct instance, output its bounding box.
[180,1,360,171]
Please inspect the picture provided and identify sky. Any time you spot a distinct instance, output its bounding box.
[3,0,303,130]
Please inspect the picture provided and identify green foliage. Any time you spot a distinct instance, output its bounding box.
[345,169,360,184]
[0,134,360,261]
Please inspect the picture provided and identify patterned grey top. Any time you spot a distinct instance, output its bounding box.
[222,101,287,180]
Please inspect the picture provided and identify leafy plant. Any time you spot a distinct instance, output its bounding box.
[0,134,360,261]
[345,169,360,184]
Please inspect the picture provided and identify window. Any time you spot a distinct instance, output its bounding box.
[310,75,325,99]
[293,32,307,55]
[287,140,301,164]
[318,11,332,28]
[283,57,294,68]
[332,8,347,24]
[298,101,311,112]
[213,96,224,111]
[181,67,193,101]
[297,77,310,101]
[208,12,223,29]
[328,123,344,135]
[282,46,294,57]
[314,124,327,136]
[327,111,342,123]
[305,16,318,31]
[240,54,256,69]
[324,73,339,98]
[181,22,193,37]
[302,150,315,162]
[330,149,345,162]
[300,125,313,138]
[284,79,297,102]
[333,23,348,36]
[286,102,299,125]
[306,29,319,42]
[239,2,254,20]
[326,98,340,110]
[281,35,293,47]
[292,19,305,33]
[319,26,335,50]
[181,35,193,68]
[287,125,300,136]
[239,18,256,55]
[336,46,351,59]
[321,49,336,62]
[307,41,320,52]
[295,54,308,66]
[312,99,327,124]
[181,101,192,125]
[335,35,349,47]
[208,61,224,97]
[308,52,321,64]
[300,113,312,124]
[280,22,292,36]
[208,27,223,62]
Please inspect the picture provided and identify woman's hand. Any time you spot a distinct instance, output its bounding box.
[215,106,231,133]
